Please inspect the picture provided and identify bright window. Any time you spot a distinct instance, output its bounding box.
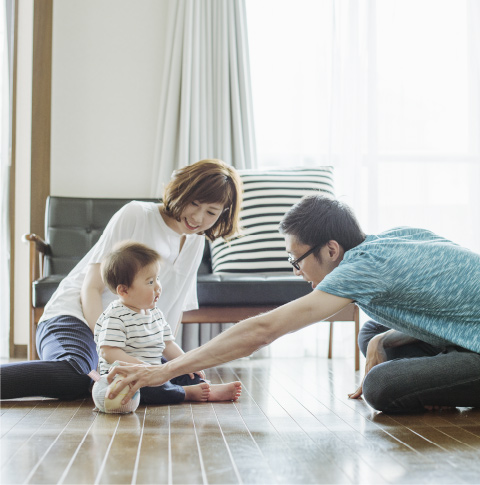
[246,0,480,252]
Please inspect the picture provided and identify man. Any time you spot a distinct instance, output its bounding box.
[109,195,480,414]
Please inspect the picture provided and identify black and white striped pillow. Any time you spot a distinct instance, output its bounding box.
[211,167,334,273]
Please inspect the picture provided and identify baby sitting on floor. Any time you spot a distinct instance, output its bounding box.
[91,241,242,413]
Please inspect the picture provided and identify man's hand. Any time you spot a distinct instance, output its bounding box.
[348,333,388,399]
[106,361,168,404]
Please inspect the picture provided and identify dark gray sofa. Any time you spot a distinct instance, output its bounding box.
[25,196,359,367]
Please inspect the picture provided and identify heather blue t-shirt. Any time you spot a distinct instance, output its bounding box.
[317,227,480,353]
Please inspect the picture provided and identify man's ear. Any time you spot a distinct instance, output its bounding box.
[326,240,343,261]
[116,284,129,297]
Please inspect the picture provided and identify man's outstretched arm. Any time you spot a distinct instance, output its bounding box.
[107,290,352,404]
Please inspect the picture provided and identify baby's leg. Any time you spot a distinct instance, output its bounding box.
[170,372,241,402]
[207,381,242,402]
[140,380,210,404]
[183,383,210,402]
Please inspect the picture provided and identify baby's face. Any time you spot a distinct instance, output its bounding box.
[122,261,161,313]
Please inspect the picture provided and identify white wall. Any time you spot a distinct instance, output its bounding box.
[51,0,169,198]
[15,1,170,346]
[13,0,33,345]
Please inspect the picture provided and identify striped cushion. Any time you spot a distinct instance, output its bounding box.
[211,167,334,273]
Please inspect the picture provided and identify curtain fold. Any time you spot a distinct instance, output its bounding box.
[327,0,368,218]
[152,0,257,349]
[151,0,257,197]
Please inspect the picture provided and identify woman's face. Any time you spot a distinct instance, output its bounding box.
[171,200,224,235]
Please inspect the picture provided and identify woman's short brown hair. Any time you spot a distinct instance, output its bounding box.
[163,159,243,241]
[101,241,161,294]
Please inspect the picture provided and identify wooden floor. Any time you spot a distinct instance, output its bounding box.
[2,357,480,485]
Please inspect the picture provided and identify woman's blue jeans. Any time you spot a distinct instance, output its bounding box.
[359,320,480,414]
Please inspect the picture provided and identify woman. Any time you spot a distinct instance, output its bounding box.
[1,159,242,400]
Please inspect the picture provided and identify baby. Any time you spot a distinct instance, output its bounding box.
[92,241,241,413]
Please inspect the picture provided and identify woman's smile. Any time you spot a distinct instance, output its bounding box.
[184,218,200,231]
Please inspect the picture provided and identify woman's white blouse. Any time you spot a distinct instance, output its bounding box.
[40,201,205,333]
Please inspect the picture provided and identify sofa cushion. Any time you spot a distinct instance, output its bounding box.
[196,272,313,305]
[32,272,313,308]
[210,167,334,273]
[33,275,66,307]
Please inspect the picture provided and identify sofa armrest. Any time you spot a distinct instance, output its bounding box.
[23,233,49,280]
[23,233,49,254]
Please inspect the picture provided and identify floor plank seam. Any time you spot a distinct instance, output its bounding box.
[23,400,86,484]
[93,415,121,485]
[229,365,356,484]
[190,403,209,485]
[131,405,147,485]
[209,396,244,484]
[57,409,100,485]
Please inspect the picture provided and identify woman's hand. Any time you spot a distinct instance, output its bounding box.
[107,361,170,404]
[348,333,388,400]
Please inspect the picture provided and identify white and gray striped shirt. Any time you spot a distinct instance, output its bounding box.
[94,300,174,375]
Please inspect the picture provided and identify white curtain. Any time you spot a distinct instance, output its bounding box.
[151,0,257,349]
[150,0,257,197]
[247,0,480,359]
[0,0,10,358]
[327,0,368,218]
[247,0,480,247]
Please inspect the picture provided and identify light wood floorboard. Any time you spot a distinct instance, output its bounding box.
[1,357,479,484]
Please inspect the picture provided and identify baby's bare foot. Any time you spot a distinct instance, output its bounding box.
[207,381,242,402]
[183,382,210,402]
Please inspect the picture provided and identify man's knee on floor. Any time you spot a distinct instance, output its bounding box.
[362,366,396,412]
[363,366,426,414]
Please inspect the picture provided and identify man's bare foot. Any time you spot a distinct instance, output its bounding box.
[207,381,242,402]
[183,382,210,402]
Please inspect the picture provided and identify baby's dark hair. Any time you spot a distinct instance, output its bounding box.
[101,241,161,294]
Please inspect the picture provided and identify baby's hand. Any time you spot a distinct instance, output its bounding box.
[188,370,206,380]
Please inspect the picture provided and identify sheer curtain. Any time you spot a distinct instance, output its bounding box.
[150,0,257,349]
[246,0,480,358]
[0,0,10,358]
[150,0,257,197]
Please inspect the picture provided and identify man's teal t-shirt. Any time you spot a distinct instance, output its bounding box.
[317,227,480,353]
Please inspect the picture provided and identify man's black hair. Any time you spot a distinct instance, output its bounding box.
[279,195,366,253]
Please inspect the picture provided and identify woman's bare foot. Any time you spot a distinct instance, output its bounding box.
[183,382,210,402]
[207,381,242,402]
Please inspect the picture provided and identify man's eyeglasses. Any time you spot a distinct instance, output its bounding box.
[287,244,321,270]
